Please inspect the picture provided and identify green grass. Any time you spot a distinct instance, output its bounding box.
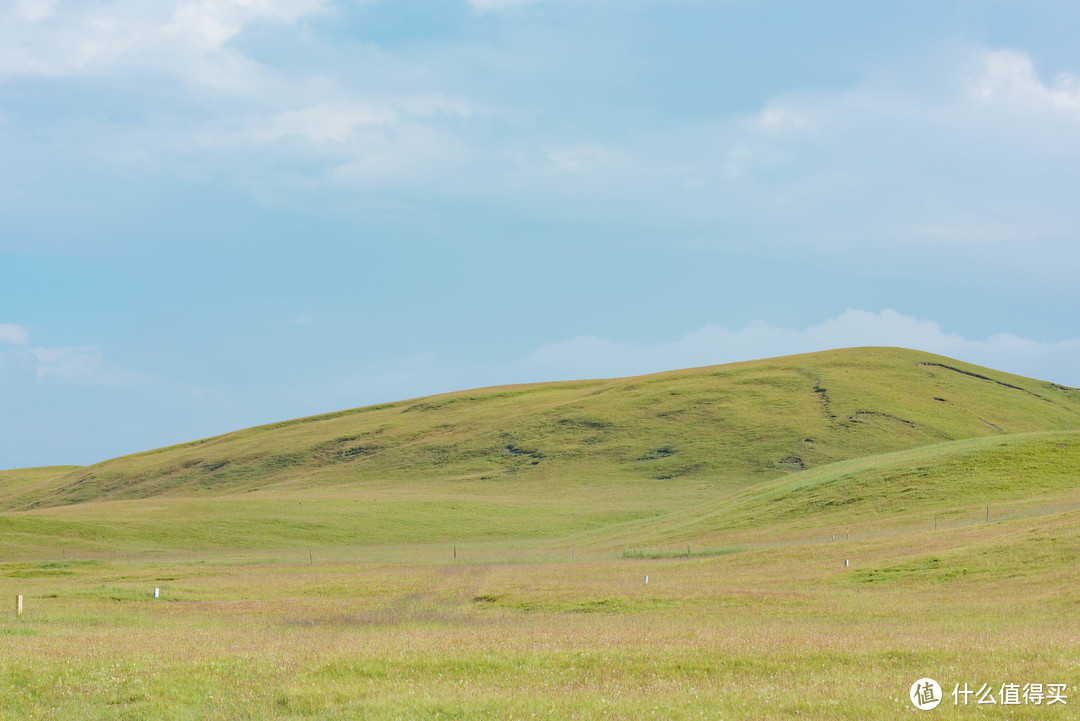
[2,347,1080,719]
[647,430,1080,542]
[0,466,80,506]
[8,347,1080,514]
[2,512,1079,719]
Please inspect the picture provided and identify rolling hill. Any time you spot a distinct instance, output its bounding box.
[6,346,1080,513]
[1,346,1079,558]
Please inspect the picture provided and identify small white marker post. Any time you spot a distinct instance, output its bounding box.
[844,560,849,568]
[16,595,23,616]
[644,575,649,585]
[153,588,160,599]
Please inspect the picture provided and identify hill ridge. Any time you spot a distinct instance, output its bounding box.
[6,347,1080,512]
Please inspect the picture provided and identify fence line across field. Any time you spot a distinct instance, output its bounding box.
[16,495,1080,572]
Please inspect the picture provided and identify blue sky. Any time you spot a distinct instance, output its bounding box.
[3,0,1080,467]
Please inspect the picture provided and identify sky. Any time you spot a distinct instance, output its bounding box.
[2,0,1080,468]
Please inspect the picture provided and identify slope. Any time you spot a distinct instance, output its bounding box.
[6,347,1080,513]
[1,433,1078,560]
[0,466,80,507]
[611,430,1080,548]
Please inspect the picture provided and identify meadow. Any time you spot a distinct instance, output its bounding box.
[2,348,1079,719]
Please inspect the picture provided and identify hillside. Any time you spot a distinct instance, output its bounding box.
[612,430,1080,547]
[5,347,1080,514]
[0,466,80,507]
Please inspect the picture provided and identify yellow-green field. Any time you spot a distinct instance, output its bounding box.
[2,348,1079,719]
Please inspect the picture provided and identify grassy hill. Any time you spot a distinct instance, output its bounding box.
[1,347,1079,559]
[613,429,1080,547]
[0,467,79,507]
[7,347,1080,515]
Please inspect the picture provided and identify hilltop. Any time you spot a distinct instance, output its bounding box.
[5,347,1079,515]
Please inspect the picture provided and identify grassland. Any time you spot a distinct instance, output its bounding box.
[2,347,1079,719]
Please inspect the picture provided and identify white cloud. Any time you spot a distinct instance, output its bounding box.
[970,49,1080,112]
[0,324,30,345]
[519,309,1080,387]
[15,0,57,22]
[546,144,617,173]
[323,123,468,185]
[240,97,476,145]
[469,0,545,12]
[0,0,333,88]
[755,102,820,134]
[1,338,149,388]
[30,346,151,386]
[892,219,1065,244]
[247,104,399,144]
[5,6,1080,267]
[661,45,1080,253]
[168,0,329,48]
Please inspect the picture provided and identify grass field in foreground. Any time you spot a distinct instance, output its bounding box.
[2,506,1079,720]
